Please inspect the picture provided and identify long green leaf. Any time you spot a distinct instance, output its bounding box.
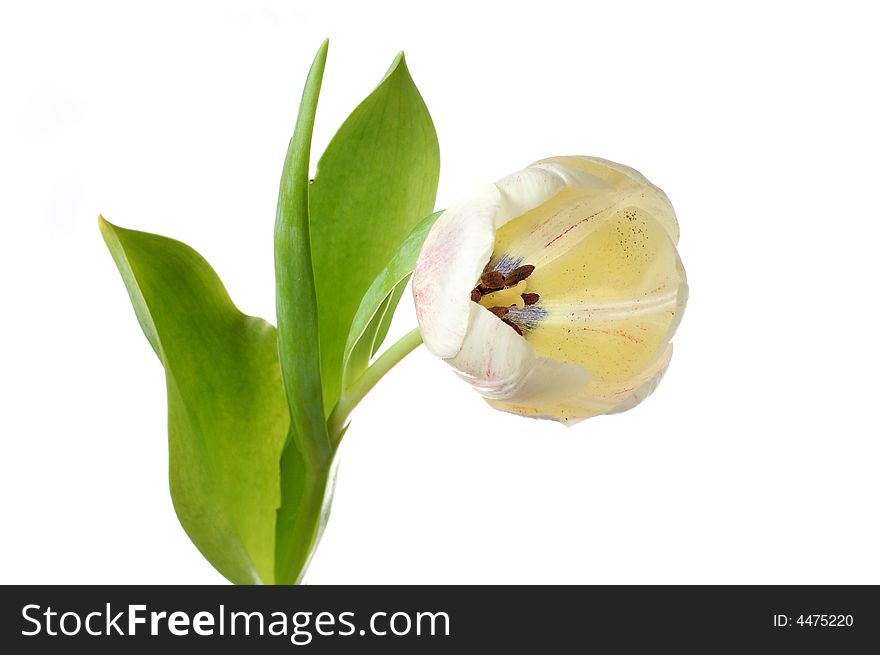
[274,40,332,467]
[310,53,440,418]
[273,40,334,585]
[99,218,288,585]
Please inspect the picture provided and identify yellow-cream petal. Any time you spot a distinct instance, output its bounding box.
[488,344,675,424]
[538,156,680,243]
[414,155,686,425]
[489,158,679,273]
[527,207,686,383]
[485,206,686,424]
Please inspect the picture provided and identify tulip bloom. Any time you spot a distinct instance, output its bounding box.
[412,156,687,424]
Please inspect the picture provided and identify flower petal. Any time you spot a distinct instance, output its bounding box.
[490,343,675,425]
[607,344,674,414]
[413,155,686,425]
[527,207,686,383]
[490,205,687,424]
[490,158,679,273]
[446,303,591,402]
[413,184,500,358]
[493,161,607,225]
[538,156,680,242]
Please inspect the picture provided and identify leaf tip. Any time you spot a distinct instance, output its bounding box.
[381,50,409,84]
[393,50,407,71]
[305,39,330,79]
[98,214,116,238]
[312,38,329,69]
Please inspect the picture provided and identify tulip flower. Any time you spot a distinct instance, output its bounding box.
[412,156,687,424]
[100,39,691,586]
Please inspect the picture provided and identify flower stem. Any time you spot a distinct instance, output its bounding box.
[328,327,423,445]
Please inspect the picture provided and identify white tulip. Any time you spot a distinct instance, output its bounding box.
[412,156,688,424]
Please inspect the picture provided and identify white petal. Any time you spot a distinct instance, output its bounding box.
[492,355,593,407]
[494,161,608,226]
[447,304,591,401]
[532,161,612,191]
[413,184,500,358]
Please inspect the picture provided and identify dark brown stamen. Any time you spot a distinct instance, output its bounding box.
[504,264,535,286]
[488,306,509,319]
[522,292,540,305]
[470,288,482,302]
[502,318,524,335]
[480,270,505,290]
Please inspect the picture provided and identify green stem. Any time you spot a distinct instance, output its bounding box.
[329,326,423,444]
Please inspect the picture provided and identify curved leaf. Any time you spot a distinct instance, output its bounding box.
[310,53,440,417]
[273,41,340,585]
[99,217,288,585]
[274,39,332,471]
[343,211,442,387]
[344,289,396,390]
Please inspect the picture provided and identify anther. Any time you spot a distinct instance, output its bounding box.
[522,293,540,305]
[504,264,535,286]
[480,270,505,290]
[470,288,482,302]
[488,306,509,319]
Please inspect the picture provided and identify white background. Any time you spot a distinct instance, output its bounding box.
[2,0,878,584]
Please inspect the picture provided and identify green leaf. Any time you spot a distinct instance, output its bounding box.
[369,278,409,360]
[274,39,332,469]
[342,211,442,390]
[343,289,396,390]
[273,40,335,585]
[310,52,440,419]
[99,217,288,585]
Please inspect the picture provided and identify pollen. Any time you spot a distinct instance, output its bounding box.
[503,264,535,285]
[470,261,541,335]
